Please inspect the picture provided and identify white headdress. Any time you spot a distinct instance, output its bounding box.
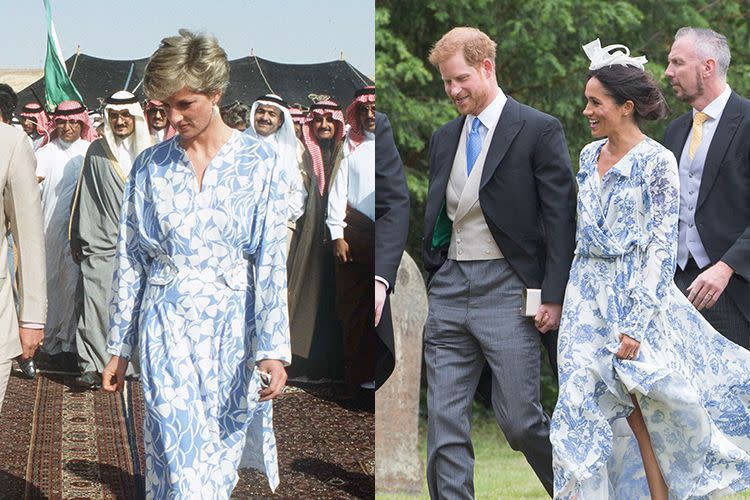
[582,39,648,71]
[249,94,305,221]
[102,90,151,175]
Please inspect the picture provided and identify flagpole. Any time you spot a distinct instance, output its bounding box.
[69,45,81,79]
[123,63,135,91]
[131,78,144,94]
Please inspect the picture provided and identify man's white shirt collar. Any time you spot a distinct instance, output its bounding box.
[469,87,507,130]
[695,84,732,120]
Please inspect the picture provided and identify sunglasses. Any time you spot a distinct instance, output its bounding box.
[55,119,82,128]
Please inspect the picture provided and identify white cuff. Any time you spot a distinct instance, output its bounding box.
[329,226,345,241]
[19,322,44,329]
[375,275,390,291]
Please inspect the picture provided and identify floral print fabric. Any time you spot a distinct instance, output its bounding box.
[551,137,750,499]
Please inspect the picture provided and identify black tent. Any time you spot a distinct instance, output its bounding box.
[16,53,373,112]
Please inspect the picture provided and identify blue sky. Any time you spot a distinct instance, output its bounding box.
[4,0,374,76]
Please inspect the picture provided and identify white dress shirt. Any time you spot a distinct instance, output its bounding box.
[327,131,375,240]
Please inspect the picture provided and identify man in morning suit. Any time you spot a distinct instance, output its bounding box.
[422,27,576,497]
[664,27,750,348]
[374,111,410,388]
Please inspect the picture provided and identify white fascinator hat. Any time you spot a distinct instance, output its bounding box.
[582,39,648,71]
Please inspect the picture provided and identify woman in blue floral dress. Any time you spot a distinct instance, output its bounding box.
[551,40,750,499]
[101,30,291,498]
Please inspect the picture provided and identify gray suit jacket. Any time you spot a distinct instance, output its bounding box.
[0,123,46,360]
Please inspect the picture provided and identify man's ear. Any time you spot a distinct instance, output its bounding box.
[481,58,494,79]
[703,58,717,79]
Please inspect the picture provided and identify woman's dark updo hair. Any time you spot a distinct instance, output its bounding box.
[588,65,668,123]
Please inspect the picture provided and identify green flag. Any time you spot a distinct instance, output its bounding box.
[43,0,83,111]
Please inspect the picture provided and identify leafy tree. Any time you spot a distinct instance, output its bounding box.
[377,1,749,410]
[377,0,750,271]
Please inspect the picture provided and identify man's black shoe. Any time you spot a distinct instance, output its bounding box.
[16,357,36,379]
[74,372,102,390]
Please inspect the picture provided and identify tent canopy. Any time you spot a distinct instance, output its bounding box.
[16,53,373,112]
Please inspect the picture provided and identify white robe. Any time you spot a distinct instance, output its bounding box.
[36,137,90,354]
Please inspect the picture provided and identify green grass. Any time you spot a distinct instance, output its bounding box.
[377,410,549,500]
[377,410,750,500]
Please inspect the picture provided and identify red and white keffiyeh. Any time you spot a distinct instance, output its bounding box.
[48,100,98,142]
[289,105,307,125]
[144,99,177,139]
[344,86,375,152]
[302,100,344,195]
[19,102,50,135]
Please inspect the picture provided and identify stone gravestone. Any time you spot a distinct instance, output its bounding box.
[375,251,427,494]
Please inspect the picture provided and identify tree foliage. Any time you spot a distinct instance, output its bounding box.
[377,0,750,268]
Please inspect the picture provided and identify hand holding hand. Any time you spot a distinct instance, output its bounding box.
[375,280,387,327]
[687,261,733,311]
[102,355,129,393]
[258,359,287,402]
[534,303,561,334]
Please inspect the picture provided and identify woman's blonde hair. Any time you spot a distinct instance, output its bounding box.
[144,29,230,100]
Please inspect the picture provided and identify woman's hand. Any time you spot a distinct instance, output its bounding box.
[616,333,640,360]
[257,359,288,402]
[102,355,129,393]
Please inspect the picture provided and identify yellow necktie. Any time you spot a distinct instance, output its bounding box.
[688,111,709,160]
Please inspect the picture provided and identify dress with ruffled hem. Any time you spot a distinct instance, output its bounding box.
[551,138,750,499]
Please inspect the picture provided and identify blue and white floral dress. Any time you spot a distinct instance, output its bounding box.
[551,137,750,499]
[107,130,291,498]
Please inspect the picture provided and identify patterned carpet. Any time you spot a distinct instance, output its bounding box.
[0,371,374,499]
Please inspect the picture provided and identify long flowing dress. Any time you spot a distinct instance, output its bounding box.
[551,137,750,499]
[106,130,291,498]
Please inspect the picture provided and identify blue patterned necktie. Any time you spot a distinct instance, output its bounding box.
[466,117,483,175]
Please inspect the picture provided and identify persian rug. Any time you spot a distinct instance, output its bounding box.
[0,373,145,500]
[0,374,374,499]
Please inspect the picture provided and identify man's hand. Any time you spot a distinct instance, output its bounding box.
[71,243,84,265]
[616,333,640,360]
[19,327,43,360]
[534,303,561,334]
[687,261,734,310]
[332,238,350,263]
[375,280,387,327]
[258,359,287,402]
[102,355,129,393]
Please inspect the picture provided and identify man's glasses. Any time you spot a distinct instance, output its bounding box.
[359,104,375,115]
[55,119,82,128]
